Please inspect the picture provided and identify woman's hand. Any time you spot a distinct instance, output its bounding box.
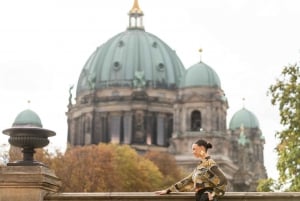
[155,190,169,195]
[206,191,215,200]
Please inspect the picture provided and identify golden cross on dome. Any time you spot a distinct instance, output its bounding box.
[129,0,143,15]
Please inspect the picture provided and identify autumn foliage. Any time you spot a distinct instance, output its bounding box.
[144,150,185,188]
[3,143,186,192]
[50,144,163,192]
[35,144,165,192]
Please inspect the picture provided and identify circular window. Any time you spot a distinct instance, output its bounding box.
[113,61,122,71]
[118,40,124,47]
[152,41,157,48]
[156,62,165,72]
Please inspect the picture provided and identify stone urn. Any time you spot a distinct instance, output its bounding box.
[2,109,55,166]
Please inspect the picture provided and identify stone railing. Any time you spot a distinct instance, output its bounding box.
[1,166,300,201]
[44,192,300,201]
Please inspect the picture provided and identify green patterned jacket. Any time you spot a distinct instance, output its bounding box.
[166,156,227,197]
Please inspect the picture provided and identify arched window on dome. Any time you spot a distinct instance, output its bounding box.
[191,110,202,131]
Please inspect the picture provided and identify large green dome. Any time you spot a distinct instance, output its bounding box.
[180,61,221,88]
[12,109,43,128]
[76,29,185,95]
[229,108,260,130]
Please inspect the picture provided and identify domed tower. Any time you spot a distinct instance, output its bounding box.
[229,107,267,191]
[67,0,185,150]
[169,56,236,179]
[177,60,228,136]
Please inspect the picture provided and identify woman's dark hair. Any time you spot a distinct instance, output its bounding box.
[194,139,212,151]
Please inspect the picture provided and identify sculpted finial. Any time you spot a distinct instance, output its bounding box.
[129,0,143,15]
[199,48,203,62]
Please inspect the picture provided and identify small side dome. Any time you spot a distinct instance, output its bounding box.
[12,109,43,128]
[180,61,221,88]
[229,108,260,130]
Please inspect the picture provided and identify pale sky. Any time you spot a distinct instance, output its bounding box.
[1,0,300,179]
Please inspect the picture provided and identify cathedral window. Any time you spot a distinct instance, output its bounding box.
[191,110,202,131]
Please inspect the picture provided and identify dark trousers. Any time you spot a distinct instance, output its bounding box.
[195,188,217,201]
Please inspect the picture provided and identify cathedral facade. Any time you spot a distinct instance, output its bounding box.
[66,0,267,191]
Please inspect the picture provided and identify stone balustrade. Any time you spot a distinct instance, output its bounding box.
[1,165,300,201]
[44,192,300,201]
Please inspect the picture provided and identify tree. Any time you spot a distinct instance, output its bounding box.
[268,63,300,191]
[256,178,278,192]
[144,150,185,189]
[35,144,163,192]
[0,144,9,166]
[4,144,184,192]
[8,145,22,162]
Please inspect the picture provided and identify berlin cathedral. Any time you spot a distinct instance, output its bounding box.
[66,0,267,191]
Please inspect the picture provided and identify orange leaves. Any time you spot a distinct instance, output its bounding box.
[32,144,164,192]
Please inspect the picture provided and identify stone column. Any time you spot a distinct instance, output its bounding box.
[0,166,61,201]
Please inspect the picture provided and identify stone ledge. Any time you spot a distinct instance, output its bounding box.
[0,166,61,192]
[45,192,300,201]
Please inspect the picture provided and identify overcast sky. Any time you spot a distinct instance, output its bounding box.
[1,0,300,179]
